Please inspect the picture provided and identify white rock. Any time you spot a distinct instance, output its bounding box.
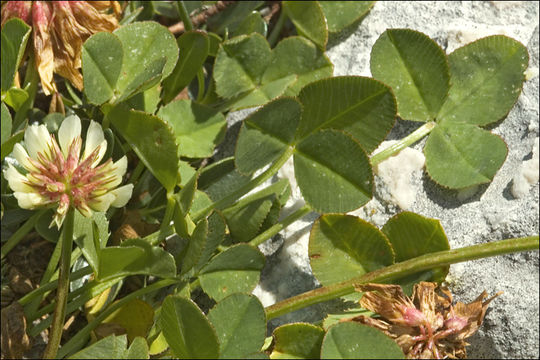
[512,138,540,198]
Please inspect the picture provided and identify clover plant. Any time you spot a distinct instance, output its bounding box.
[0,1,537,359]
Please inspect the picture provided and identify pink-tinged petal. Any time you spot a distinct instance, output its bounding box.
[109,183,133,207]
[12,143,38,172]
[1,1,33,25]
[24,124,52,160]
[75,201,93,218]
[89,192,116,211]
[83,121,106,165]
[58,115,82,158]
[106,156,128,188]
[13,192,48,209]
[3,164,33,193]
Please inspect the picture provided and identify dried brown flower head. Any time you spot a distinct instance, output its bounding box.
[1,1,121,95]
[349,282,501,359]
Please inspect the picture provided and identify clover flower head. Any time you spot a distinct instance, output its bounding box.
[3,115,133,228]
[1,1,121,95]
[350,282,501,359]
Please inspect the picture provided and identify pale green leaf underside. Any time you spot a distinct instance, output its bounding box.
[424,122,507,188]
[370,29,450,122]
[437,35,528,126]
[309,214,394,287]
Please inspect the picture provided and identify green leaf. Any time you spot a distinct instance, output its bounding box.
[1,18,31,92]
[309,214,394,286]
[208,32,223,57]
[35,210,60,243]
[195,212,226,272]
[69,334,147,359]
[214,33,273,99]
[126,337,150,359]
[177,170,198,215]
[437,35,528,126]
[98,238,176,280]
[222,179,290,243]
[321,322,404,359]
[180,218,208,275]
[198,244,265,301]
[1,102,12,144]
[207,1,264,35]
[73,211,100,275]
[198,157,251,203]
[124,83,162,114]
[263,37,333,97]
[116,57,166,103]
[101,299,154,342]
[270,323,324,359]
[82,32,123,105]
[2,87,28,111]
[283,1,327,49]
[296,77,396,153]
[161,295,220,359]
[158,99,226,158]
[370,29,450,122]
[235,97,301,174]
[214,33,331,110]
[162,30,209,104]
[319,1,375,33]
[232,11,267,37]
[424,122,508,188]
[208,293,266,359]
[114,21,178,98]
[0,129,23,160]
[382,212,450,294]
[294,130,373,213]
[107,105,179,192]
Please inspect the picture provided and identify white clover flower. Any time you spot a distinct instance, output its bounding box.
[3,115,133,228]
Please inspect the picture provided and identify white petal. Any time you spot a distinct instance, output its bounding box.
[83,120,106,165]
[4,164,33,193]
[13,192,47,209]
[108,156,128,188]
[93,139,108,167]
[110,184,134,207]
[12,143,37,172]
[58,115,81,158]
[24,124,51,160]
[89,192,116,212]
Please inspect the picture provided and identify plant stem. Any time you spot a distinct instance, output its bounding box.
[57,278,180,358]
[265,235,539,320]
[176,1,193,31]
[268,7,287,47]
[249,205,312,247]
[158,194,177,243]
[192,147,295,222]
[370,121,436,167]
[196,70,206,102]
[1,210,43,259]
[43,208,75,359]
[128,159,146,185]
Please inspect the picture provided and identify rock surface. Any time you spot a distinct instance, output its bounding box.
[226,2,539,358]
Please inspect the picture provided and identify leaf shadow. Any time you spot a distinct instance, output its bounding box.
[421,173,490,209]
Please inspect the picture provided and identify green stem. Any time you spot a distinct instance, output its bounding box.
[249,205,312,247]
[57,278,180,359]
[370,121,436,167]
[265,236,539,320]
[43,208,75,359]
[1,210,43,259]
[128,160,146,185]
[13,53,39,131]
[192,147,295,222]
[268,7,287,47]
[177,1,193,31]
[158,194,177,243]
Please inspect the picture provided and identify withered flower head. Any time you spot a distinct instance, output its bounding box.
[349,282,501,359]
[1,1,121,96]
